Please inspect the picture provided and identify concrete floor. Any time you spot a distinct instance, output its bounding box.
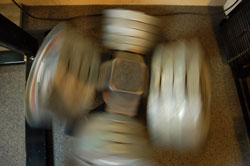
[0,5,250,166]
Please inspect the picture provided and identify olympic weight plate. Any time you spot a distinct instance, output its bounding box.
[25,23,64,127]
[103,26,156,41]
[104,18,159,34]
[103,33,153,49]
[102,9,159,54]
[147,39,211,151]
[104,9,160,26]
[71,112,155,166]
[25,23,101,127]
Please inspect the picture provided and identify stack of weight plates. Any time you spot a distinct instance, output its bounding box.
[25,23,101,127]
[71,112,155,166]
[147,39,211,151]
[102,9,160,55]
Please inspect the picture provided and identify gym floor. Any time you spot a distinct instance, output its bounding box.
[1,5,250,166]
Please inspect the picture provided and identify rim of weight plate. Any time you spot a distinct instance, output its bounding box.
[25,23,65,127]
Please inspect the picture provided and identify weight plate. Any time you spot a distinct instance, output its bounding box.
[103,33,153,48]
[25,23,64,127]
[25,23,101,127]
[147,39,211,151]
[104,9,160,26]
[104,18,158,34]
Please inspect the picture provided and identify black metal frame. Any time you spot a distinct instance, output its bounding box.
[0,14,38,56]
[0,14,54,166]
[219,0,250,139]
[232,66,250,139]
[0,51,25,65]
